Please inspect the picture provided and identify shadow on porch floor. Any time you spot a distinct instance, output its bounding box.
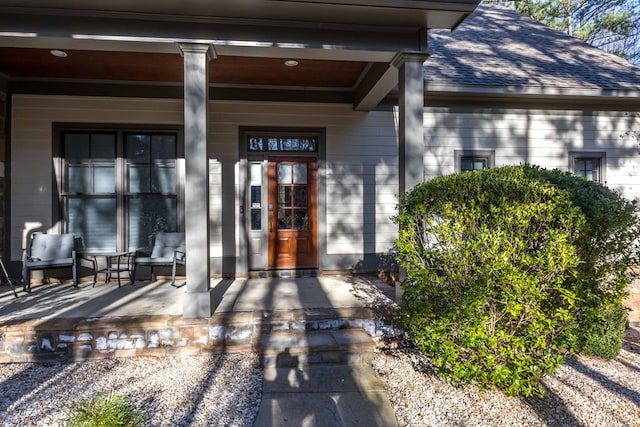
[0,275,400,363]
[0,275,397,320]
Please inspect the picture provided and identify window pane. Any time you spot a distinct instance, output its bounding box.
[278,164,292,184]
[93,166,115,192]
[126,134,151,162]
[68,197,116,252]
[294,187,307,207]
[152,134,176,159]
[300,138,317,152]
[128,165,151,192]
[128,196,177,251]
[281,138,299,151]
[249,137,264,151]
[251,186,261,206]
[64,134,90,160]
[251,209,261,230]
[278,208,292,229]
[90,134,116,159]
[67,165,90,193]
[294,209,308,230]
[151,164,176,193]
[574,158,600,181]
[293,164,307,184]
[278,186,292,206]
[250,162,262,185]
[461,156,487,172]
[249,136,317,152]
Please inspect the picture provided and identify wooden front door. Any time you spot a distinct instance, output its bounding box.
[267,157,317,269]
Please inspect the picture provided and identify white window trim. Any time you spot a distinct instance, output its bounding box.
[568,151,606,184]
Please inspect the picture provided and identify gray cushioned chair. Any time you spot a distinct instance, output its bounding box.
[131,231,185,287]
[22,233,78,292]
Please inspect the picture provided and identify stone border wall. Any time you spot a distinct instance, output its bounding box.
[0,308,400,364]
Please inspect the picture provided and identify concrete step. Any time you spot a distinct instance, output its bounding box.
[259,328,375,367]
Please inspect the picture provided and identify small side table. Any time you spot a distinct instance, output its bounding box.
[82,252,134,288]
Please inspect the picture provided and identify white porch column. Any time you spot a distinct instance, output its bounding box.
[393,51,429,301]
[179,43,216,318]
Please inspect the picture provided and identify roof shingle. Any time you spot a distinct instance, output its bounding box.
[425,5,640,91]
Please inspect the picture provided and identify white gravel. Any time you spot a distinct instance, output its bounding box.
[0,353,263,426]
[1,329,639,426]
[373,326,640,427]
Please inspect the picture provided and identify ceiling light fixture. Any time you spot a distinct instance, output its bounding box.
[284,59,299,67]
[50,49,68,58]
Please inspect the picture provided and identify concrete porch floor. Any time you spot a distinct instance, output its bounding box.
[0,275,398,321]
[0,275,400,363]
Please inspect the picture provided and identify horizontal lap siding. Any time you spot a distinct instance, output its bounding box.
[424,107,640,203]
[12,96,400,270]
[208,101,400,261]
[325,109,399,255]
[10,95,183,261]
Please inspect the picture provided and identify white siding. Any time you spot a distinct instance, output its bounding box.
[424,107,640,203]
[11,95,183,260]
[11,96,401,266]
[208,101,400,258]
[12,96,640,269]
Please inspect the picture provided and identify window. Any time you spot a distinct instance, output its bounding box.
[58,129,180,252]
[247,135,318,152]
[125,133,178,251]
[249,162,262,231]
[455,150,495,172]
[569,152,605,183]
[277,162,308,230]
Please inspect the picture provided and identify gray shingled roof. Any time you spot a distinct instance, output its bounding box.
[424,5,640,91]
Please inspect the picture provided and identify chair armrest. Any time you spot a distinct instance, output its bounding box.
[133,248,152,258]
[173,250,186,262]
[23,252,41,263]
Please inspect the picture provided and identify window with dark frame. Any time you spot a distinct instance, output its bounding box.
[461,157,488,172]
[60,130,179,252]
[248,135,318,153]
[569,152,605,183]
[455,150,495,173]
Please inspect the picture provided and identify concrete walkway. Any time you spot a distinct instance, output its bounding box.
[1,274,401,424]
[254,363,398,427]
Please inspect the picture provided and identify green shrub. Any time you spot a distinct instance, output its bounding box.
[394,165,640,397]
[64,392,145,427]
[578,303,628,359]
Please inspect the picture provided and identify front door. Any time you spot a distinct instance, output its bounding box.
[267,157,317,269]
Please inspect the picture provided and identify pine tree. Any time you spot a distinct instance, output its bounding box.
[482,0,640,63]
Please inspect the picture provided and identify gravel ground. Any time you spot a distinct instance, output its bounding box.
[1,329,639,426]
[0,353,263,426]
[373,326,640,427]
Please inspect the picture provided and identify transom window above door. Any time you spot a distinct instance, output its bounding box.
[247,135,318,152]
[58,129,181,252]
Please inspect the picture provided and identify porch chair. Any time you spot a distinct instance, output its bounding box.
[22,233,78,292]
[131,231,185,287]
[0,257,19,298]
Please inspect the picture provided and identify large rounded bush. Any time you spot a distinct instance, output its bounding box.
[394,165,640,396]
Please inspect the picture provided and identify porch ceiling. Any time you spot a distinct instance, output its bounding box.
[0,47,368,89]
[0,0,480,108]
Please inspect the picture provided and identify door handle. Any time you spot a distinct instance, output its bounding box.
[269,215,273,232]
